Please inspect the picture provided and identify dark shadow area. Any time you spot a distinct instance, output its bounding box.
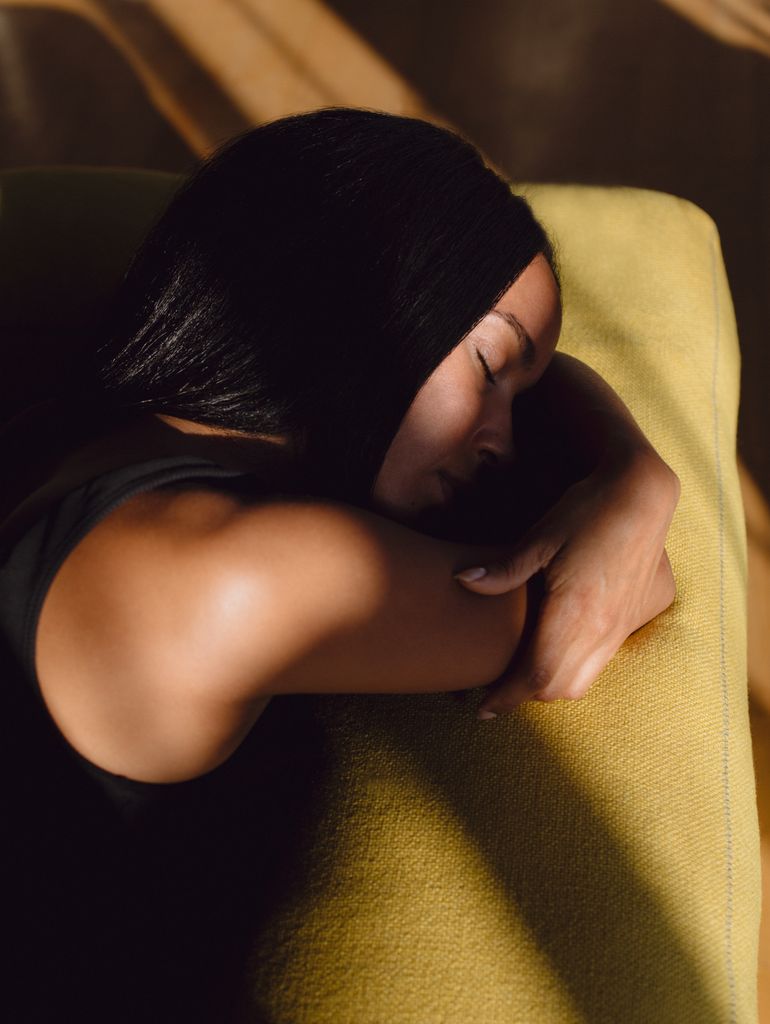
[2,647,730,1022]
[0,634,332,1024]
[0,166,183,422]
[278,689,732,1022]
[0,7,196,171]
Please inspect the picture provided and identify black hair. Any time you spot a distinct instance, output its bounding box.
[87,106,560,506]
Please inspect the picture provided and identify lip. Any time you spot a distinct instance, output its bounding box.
[438,470,473,502]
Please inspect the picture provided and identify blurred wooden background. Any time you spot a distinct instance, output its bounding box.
[0,0,768,1015]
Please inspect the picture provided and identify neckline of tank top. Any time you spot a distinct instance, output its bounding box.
[1,395,302,487]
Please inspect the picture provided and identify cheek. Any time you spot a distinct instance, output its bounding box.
[392,378,475,469]
[373,375,480,511]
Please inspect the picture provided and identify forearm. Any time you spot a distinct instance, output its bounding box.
[514,351,672,479]
[438,354,659,547]
[232,499,529,699]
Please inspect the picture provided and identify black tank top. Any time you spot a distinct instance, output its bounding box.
[0,399,304,828]
[0,401,335,1020]
[0,452,272,817]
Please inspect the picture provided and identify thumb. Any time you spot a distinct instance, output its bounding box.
[453,541,547,595]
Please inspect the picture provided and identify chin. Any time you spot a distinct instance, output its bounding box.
[367,487,436,527]
[369,494,418,524]
[380,500,466,545]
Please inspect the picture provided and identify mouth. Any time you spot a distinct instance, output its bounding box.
[437,470,469,503]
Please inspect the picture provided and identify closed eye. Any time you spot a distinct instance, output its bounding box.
[475,347,496,386]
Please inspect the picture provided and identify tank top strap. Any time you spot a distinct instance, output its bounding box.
[0,412,270,824]
[0,397,265,557]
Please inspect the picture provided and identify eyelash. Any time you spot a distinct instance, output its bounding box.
[475,347,497,386]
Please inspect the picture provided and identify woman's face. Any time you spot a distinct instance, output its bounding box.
[371,252,562,525]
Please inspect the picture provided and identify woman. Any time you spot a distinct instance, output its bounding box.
[0,106,679,804]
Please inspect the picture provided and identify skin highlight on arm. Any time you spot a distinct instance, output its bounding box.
[202,496,530,701]
[34,490,529,783]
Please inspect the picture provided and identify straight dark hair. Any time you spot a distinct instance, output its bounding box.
[87,106,560,506]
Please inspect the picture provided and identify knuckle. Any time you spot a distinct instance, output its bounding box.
[536,681,588,703]
[653,555,677,612]
[501,559,521,584]
[525,666,552,693]
[667,469,682,500]
[533,689,559,703]
[562,681,591,701]
[483,559,509,582]
[534,540,557,567]
[499,550,521,574]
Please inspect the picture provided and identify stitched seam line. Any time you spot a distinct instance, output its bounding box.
[711,230,736,1022]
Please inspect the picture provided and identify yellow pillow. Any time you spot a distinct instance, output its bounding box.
[234,184,761,1024]
[0,169,758,1021]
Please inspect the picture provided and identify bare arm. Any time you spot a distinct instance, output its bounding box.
[211,497,528,700]
[439,352,678,551]
[512,350,678,488]
[35,491,528,781]
[454,355,681,715]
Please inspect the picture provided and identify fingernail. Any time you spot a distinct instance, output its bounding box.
[477,709,497,720]
[454,567,487,582]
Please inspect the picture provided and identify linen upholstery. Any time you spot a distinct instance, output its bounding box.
[0,167,759,1023]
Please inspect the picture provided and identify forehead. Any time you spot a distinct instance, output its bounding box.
[494,255,561,340]
[498,253,560,312]
[426,254,561,385]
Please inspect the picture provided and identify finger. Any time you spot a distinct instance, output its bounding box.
[532,641,616,704]
[476,585,565,716]
[481,626,620,716]
[454,537,559,596]
[476,588,609,717]
[455,488,580,596]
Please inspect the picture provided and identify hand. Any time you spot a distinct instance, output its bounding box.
[453,447,681,718]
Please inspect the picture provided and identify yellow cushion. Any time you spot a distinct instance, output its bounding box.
[237,184,761,1024]
[0,170,759,1021]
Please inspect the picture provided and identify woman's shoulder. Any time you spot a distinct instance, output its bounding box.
[30,473,377,785]
[31,481,260,778]
[28,480,366,780]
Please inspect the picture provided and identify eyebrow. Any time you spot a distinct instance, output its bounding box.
[489,308,538,370]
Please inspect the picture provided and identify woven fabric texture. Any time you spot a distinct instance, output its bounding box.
[236,184,760,1024]
[0,170,759,1023]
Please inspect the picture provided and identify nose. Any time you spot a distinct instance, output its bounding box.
[473,404,516,471]
[477,443,516,471]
